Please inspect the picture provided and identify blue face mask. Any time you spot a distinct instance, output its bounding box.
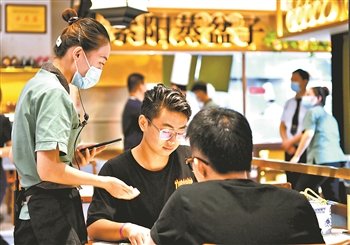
[301,96,314,109]
[71,51,102,89]
[291,81,301,93]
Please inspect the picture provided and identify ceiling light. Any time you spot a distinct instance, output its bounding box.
[89,0,148,28]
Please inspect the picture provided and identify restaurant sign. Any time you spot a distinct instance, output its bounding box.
[285,0,348,33]
[109,12,254,49]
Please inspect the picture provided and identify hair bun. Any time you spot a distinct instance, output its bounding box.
[62,8,78,23]
[322,87,330,97]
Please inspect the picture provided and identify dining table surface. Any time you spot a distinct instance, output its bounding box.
[85,227,350,245]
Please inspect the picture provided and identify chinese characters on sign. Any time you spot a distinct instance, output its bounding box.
[110,12,251,49]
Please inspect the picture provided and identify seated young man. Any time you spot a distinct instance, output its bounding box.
[148,107,325,245]
[86,84,196,244]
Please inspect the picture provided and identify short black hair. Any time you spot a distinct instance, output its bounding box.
[187,107,253,173]
[127,73,144,92]
[191,81,207,93]
[293,69,310,81]
[141,84,192,121]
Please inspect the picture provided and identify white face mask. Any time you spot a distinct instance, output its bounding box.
[301,95,316,109]
[291,81,301,93]
[71,51,102,89]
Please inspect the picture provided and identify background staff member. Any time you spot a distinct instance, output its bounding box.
[191,81,218,109]
[122,73,147,150]
[290,87,347,202]
[0,88,12,245]
[11,8,139,245]
[280,69,309,189]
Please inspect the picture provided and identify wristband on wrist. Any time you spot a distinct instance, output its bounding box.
[120,222,130,239]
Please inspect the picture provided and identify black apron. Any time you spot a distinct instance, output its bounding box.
[14,185,87,245]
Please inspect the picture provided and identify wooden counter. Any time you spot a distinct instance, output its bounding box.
[252,157,350,180]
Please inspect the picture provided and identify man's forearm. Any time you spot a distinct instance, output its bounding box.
[87,219,125,241]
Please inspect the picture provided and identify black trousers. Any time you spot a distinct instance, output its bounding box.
[284,148,307,190]
[295,162,345,202]
[14,187,87,245]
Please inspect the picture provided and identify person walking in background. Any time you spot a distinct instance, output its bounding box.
[87,84,195,244]
[10,8,139,245]
[191,81,218,109]
[0,88,12,215]
[147,107,324,245]
[280,69,309,189]
[0,88,12,245]
[122,73,147,150]
[290,87,347,202]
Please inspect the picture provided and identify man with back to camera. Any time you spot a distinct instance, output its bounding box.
[122,73,147,150]
[147,107,324,245]
[87,84,196,245]
[280,69,309,189]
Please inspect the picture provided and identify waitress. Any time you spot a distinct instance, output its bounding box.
[10,8,139,245]
[290,86,347,202]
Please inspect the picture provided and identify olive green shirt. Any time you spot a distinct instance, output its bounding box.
[12,61,81,219]
[203,99,218,108]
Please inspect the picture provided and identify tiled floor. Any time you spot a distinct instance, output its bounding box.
[0,203,14,245]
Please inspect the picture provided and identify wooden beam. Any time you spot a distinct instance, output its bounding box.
[276,0,283,37]
[332,202,348,218]
[252,157,350,180]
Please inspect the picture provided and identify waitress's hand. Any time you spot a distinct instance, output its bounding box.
[290,156,299,163]
[103,176,140,200]
[74,143,107,167]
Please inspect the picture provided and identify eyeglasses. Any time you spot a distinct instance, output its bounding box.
[147,118,186,141]
[185,157,210,171]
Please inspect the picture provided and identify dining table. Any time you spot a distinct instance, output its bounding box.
[85,228,350,245]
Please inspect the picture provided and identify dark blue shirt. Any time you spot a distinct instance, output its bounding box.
[122,98,142,150]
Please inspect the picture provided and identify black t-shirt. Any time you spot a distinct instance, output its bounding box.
[151,179,325,245]
[0,114,12,166]
[86,145,195,228]
[0,114,12,147]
